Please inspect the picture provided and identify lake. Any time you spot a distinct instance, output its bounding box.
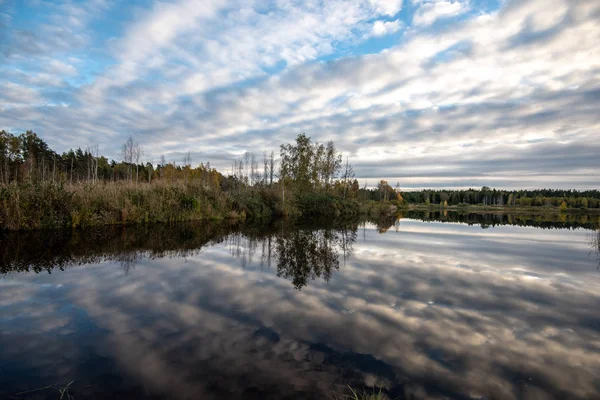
[1,213,599,399]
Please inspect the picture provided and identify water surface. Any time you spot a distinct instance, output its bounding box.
[1,215,599,399]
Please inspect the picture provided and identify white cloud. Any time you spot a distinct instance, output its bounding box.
[369,0,404,16]
[0,82,40,108]
[46,60,78,76]
[88,0,408,98]
[413,0,468,26]
[370,19,403,36]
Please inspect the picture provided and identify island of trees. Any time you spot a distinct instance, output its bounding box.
[0,129,598,231]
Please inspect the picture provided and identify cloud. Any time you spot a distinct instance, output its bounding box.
[370,19,403,37]
[369,0,404,16]
[0,82,40,108]
[412,0,469,26]
[46,60,78,76]
[0,1,108,59]
[0,0,599,189]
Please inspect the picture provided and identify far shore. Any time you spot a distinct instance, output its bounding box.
[405,203,600,216]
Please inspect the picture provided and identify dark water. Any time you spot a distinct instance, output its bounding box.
[1,213,599,400]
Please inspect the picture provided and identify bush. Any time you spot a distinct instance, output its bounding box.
[295,193,341,217]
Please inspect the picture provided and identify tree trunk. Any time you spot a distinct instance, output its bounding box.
[282,181,285,213]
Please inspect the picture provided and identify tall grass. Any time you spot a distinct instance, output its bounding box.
[0,181,279,230]
[0,181,375,231]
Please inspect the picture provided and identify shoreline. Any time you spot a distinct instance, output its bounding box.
[1,181,599,232]
[404,203,600,215]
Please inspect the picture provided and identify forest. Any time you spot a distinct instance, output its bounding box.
[401,187,600,209]
[0,129,598,231]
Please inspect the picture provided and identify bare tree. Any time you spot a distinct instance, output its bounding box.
[236,158,245,188]
[341,156,355,198]
[244,152,251,185]
[323,141,341,190]
[268,151,275,185]
[121,135,143,183]
[134,142,143,184]
[86,142,99,183]
[262,150,269,184]
[121,135,135,181]
[250,153,258,186]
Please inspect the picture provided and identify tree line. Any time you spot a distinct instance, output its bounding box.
[0,129,375,199]
[401,187,600,209]
[0,130,224,188]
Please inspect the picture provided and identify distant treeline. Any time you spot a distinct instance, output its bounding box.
[0,130,225,186]
[401,187,600,209]
[403,210,600,230]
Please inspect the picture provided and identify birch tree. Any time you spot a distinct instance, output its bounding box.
[121,135,135,181]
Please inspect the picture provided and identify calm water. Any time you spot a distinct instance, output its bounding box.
[1,214,599,399]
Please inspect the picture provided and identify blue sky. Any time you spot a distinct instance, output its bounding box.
[1,0,599,189]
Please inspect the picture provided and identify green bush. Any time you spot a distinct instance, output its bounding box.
[295,193,341,217]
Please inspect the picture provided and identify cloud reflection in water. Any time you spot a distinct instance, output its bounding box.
[1,218,599,399]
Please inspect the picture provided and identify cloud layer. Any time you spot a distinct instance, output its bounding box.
[1,0,599,189]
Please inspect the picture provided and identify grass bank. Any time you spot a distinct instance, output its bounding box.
[0,181,276,230]
[0,182,399,231]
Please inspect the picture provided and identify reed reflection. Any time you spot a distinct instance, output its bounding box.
[2,211,597,284]
[590,228,600,269]
[1,219,359,290]
[0,221,238,274]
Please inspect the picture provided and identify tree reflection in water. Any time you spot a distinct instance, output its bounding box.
[226,222,357,289]
[275,227,356,289]
[1,214,599,400]
[0,219,359,289]
[2,212,598,288]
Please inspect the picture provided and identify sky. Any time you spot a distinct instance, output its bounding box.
[0,0,599,189]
